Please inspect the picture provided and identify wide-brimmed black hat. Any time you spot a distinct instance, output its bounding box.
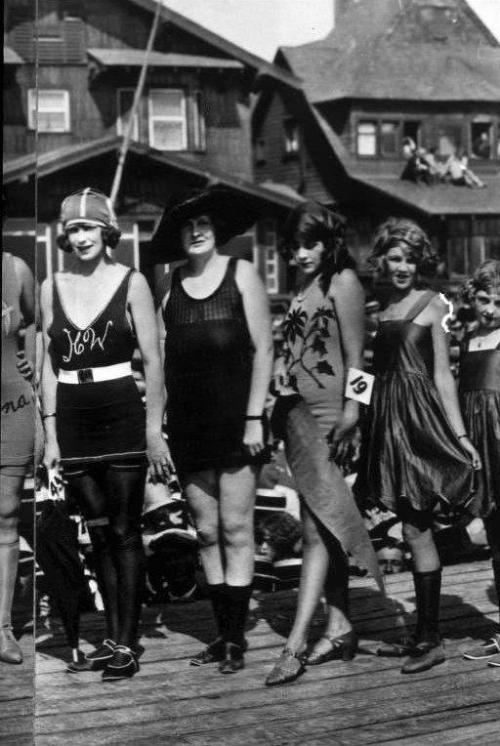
[150,185,259,262]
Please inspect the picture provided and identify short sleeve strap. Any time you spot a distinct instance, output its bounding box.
[404,290,436,322]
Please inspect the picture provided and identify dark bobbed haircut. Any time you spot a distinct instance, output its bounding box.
[280,201,356,295]
[369,217,438,276]
[463,258,500,304]
[257,512,302,561]
[56,224,121,253]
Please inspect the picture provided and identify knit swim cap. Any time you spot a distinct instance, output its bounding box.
[60,188,118,230]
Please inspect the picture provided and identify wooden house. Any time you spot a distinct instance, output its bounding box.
[253,0,500,285]
[3,0,303,295]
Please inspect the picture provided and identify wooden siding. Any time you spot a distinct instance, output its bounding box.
[254,90,331,204]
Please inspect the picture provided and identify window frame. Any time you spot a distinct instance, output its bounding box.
[283,118,300,159]
[27,88,70,132]
[192,90,206,152]
[356,120,378,158]
[148,88,187,152]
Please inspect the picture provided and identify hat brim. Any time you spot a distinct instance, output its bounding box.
[150,187,259,263]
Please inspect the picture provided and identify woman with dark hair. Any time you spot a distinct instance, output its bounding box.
[459,260,500,665]
[356,217,480,674]
[40,188,169,680]
[1,237,37,664]
[266,201,366,685]
[154,186,273,674]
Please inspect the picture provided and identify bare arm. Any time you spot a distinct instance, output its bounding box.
[236,260,274,455]
[430,295,481,468]
[329,268,365,453]
[128,271,170,479]
[14,257,36,378]
[40,278,60,469]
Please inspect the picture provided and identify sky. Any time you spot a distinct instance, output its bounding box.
[161,0,500,60]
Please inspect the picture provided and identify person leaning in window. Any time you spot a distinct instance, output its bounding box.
[40,189,169,681]
[153,186,273,674]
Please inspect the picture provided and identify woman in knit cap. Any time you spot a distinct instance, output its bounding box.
[40,188,169,680]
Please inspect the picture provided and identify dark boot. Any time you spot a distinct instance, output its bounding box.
[190,583,226,665]
[401,569,445,674]
[218,584,251,673]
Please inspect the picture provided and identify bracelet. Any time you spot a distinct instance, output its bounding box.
[42,412,56,420]
[458,434,467,440]
[245,415,263,421]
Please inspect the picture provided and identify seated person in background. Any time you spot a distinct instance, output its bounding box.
[443,150,485,188]
[421,147,444,182]
[401,147,432,185]
[402,137,416,160]
[472,132,491,160]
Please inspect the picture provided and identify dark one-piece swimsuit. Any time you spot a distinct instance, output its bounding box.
[48,269,146,466]
[163,257,267,474]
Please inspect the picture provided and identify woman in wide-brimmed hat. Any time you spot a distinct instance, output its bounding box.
[40,188,169,680]
[154,185,273,674]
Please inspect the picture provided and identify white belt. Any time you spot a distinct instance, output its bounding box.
[58,362,132,384]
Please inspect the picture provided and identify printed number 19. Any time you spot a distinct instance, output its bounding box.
[350,375,367,394]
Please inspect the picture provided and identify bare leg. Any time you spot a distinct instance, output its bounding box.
[219,465,257,586]
[183,470,224,584]
[285,505,330,654]
[0,471,24,664]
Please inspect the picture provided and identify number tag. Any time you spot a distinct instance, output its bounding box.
[345,368,374,405]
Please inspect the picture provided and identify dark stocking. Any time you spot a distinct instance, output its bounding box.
[104,463,146,647]
[67,470,119,641]
[222,585,252,647]
[67,462,146,648]
[413,568,442,644]
[207,583,226,639]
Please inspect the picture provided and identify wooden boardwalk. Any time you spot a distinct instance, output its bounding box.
[3,559,499,746]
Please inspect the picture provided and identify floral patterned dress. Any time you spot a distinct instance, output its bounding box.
[283,275,344,439]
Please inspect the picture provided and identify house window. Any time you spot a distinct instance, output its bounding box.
[403,121,421,147]
[262,220,278,293]
[357,121,377,156]
[117,88,139,140]
[283,119,300,157]
[255,138,266,165]
[192,91,206,152]
[148,89,187,151]
[380,121,399,156]
[28,89,70,132]
[471,122,492,159]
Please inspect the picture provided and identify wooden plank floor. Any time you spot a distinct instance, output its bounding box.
[0,609,35,746]
[34,560,500,746]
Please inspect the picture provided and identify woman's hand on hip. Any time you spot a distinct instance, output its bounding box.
[328,407,358,462]
[146,431,172,483]
[243,419,264,457]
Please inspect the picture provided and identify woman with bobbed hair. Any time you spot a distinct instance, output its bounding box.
[266,200,370,686]
[459,260,500,664]
[40,188,169,680]
[355,217,480,674]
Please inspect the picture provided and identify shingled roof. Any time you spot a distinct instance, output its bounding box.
[278,0,500,103]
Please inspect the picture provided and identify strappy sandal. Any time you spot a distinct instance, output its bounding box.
[265,646,307,686]
[306,629,358,666]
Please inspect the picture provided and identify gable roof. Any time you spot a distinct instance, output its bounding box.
[353,174,500,215]
[4,46,23,64]
[125,0,302,90]
[2,135,302,211]
[277,0,500,103]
